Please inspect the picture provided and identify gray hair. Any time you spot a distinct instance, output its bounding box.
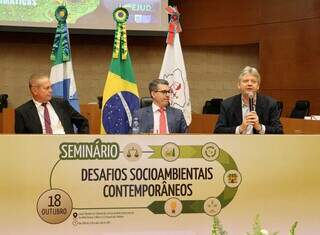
[149,79,169,94]
[29,74,48,89]
[238,66,261,83]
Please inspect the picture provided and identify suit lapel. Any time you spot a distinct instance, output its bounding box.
[28,101,42,133]
[255,94,264,122]
[145,106,154,132]
[232,94,243,125]
[166,107,174,133]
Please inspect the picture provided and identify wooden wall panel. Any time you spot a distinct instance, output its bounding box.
[1,0,320,116]
[173,0,320,116]
[175,1,262,30]
[80,104,101,134]
[260,0,320,22]
[263,89,320,118]
[0,109,14,134]
[0,32,258,114]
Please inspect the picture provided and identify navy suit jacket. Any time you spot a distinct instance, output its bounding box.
[214,94,283,134]
[133,106,187,134]
[15,97,89,134]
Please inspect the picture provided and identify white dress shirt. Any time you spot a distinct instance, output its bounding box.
[152,103,169,134]
[33,99,65,134]
[235,96,265,134]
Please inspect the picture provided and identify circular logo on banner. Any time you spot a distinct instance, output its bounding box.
[201,142,220,161]
[203,197,221,216]
[37,188,73,224]
[123,143,143,161]
[164,198,183,217]
[224,170,242,188]
[161,142,180,162]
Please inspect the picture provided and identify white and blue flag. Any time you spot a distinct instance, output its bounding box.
[49,5,79,112]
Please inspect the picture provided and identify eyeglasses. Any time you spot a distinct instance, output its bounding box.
[155,90,171,95]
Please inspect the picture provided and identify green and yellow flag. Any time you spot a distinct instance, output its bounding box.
[101,7,139,134]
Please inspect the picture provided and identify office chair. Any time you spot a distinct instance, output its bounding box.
[140,97,153,108]
[202,98,223,114]
[0,94,8,112]
[97,96,103,109]
[276,101,283,117]
[289,100,310,119]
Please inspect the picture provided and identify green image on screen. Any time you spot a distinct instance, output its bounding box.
[0,0,100,24]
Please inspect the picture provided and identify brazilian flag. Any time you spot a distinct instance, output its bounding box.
[101,7,139,134]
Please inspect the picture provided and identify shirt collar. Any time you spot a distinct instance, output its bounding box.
[152,103,166,113]
[33,99,43,109]
[33,99,51,109]
[241,94,256,108]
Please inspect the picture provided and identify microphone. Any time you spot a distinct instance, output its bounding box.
[248,92,254,112]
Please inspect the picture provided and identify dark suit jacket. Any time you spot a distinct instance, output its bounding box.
[214,94,283,134]
[132,106,187,134]
[15,97,89,134]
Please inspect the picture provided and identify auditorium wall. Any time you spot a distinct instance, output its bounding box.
[0,32,258,114]
[1,0,319,117]
[173,0,320,116]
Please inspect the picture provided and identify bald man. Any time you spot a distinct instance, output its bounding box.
[15,74,89,134]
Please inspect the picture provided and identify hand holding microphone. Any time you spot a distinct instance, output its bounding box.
[247,92,262,132]
[244,92,257,125]
[248,92,254,112]
[239,92,261,133]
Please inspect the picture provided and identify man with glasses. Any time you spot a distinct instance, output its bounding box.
[15,74,89,134]
[132,79,187,134]
[214,66,283,134]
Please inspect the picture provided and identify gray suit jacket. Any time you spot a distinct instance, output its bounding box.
[132,106,187,134]
[15,97,89,134]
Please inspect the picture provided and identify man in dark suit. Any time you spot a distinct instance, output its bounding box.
[214,66,283,134]
[15,74,89,134]
[133,79,187,134]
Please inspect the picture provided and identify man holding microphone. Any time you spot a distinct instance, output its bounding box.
[214,66,283,134]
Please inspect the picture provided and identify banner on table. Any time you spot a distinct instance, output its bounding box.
[0,135,319,234]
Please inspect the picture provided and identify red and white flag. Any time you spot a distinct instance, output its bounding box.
[159,14,191,125]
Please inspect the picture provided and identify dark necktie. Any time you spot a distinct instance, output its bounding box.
[42,103,53,134]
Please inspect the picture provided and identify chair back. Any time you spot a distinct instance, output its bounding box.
[140,97,153,108]
[0,94,8,112]
[289,100,310,118]
[202,98,223,114]
[97,96,102,109]
[276,101,283,117]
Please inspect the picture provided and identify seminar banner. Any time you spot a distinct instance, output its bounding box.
[0,135,319,234]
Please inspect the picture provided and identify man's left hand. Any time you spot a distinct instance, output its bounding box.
[250,111,262,131]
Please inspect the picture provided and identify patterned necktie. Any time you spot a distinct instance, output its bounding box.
[159,108,167,134]
[42,103,53,134]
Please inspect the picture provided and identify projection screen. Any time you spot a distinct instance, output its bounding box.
[0,0,169,32]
